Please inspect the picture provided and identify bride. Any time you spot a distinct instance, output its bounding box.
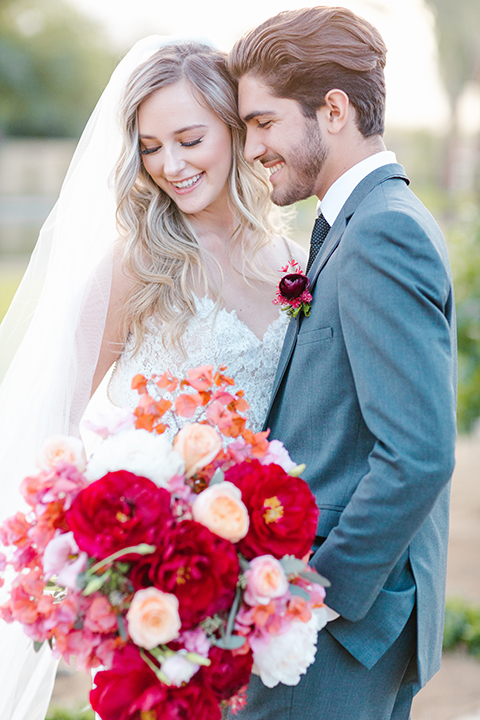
[0,37,305,720]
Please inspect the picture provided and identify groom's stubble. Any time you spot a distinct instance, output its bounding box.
[268,117,329,207]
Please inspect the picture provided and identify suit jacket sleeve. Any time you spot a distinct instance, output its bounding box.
[311,206,456,622]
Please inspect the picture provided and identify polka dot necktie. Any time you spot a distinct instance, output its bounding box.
[306,214,331,274]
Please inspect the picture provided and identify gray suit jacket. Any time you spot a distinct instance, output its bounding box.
[264,164,456,686]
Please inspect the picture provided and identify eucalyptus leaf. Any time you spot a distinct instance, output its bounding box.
[289,583,310,601]
[299,570,331,587]
[209,468,225,486]
[214,635,246,650]
[117,614,128,641]
[280,556,306,575]
[238,555,251,572]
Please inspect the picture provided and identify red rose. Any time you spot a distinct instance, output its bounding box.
[226,460,319,560]
[199,645,253,701]
[279,273,310,300]
[91,644,221,720]
[66,471,172,559]
[148,520,240,629]
[90,644,163,720]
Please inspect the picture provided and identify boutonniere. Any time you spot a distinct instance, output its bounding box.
[273,260,313,319]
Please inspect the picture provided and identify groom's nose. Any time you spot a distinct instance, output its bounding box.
[243,128,267,163]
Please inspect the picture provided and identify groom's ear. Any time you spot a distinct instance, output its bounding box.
[317,89,351,135]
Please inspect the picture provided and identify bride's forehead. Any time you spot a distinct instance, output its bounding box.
[138,79,221,132]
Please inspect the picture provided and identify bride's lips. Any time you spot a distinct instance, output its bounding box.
[170,172,205,195]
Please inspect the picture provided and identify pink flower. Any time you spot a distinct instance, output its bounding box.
[126,587,181,649]
[84,596,118,634]
[0,552,7,572]
[244,555,289,606]
[178,627,210,657]
[192,481,249,543]
[36,435,87,472]
[42,531,87,590]
[83,407,136,439]
[259,440,296,473]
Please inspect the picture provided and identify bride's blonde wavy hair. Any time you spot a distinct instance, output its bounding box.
[115,41,281,354]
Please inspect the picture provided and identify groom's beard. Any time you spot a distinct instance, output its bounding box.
[269,118,328,207]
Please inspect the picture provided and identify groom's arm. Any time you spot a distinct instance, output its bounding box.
[310,205,456,622]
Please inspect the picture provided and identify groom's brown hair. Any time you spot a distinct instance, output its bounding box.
[228,6,387,137]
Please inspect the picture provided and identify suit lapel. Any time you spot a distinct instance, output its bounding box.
[264,163,409,427]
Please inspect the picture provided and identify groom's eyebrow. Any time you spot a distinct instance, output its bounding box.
[242,110,277,123]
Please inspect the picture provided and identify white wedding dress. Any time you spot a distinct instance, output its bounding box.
[108,296,289,431]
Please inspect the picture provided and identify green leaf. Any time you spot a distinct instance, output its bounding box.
[299,570,331,588]
[289,583,310,601]
[280,556,306,575]
[82,569,111,596]
[33,641,44,653]
[209,468,225,485]
[214,635,246,650]
[117,614,127,641]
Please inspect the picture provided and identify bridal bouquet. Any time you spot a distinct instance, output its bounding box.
[0,365,332,720]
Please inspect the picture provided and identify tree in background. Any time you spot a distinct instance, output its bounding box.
[424,0,480,195]
[0,0,117,137]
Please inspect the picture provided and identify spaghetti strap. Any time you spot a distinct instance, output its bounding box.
[281,235,295,262]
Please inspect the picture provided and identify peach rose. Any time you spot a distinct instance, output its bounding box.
[192,481,249,543]
[173,423,222,478]
[126,588,181,649]
[244,555,289,606]
[36,435,87,472]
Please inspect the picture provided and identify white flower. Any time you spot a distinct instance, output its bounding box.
[85,429,185,488]
[251,617,319,688]
[37,435,87,472]
[161,651,200,686]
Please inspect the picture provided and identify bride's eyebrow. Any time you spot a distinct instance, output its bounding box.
[139,124,208,140]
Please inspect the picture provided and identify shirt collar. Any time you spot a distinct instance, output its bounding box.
[317,150,397,225]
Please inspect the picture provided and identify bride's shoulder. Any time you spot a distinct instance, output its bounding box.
[272,235,308,273]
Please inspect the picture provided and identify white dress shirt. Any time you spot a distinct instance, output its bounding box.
[318,150,397,226]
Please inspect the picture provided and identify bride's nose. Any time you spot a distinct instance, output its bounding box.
[163,146,187,177]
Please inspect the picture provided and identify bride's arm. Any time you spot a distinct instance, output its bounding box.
[90,245,136,396]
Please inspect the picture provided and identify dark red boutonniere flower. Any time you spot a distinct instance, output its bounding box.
[225,460,319,561]
[273,260,313,319]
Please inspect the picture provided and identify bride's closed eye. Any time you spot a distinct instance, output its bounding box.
[141,145,161,155]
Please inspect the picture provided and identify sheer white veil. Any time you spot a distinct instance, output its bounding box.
[0,35,170,720]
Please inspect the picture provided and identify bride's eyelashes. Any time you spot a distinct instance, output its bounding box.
[140,137,203,155]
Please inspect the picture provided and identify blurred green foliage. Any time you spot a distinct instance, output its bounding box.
[0,0,117,137]
[448,209,480,433]
[443,597,480,658]
[46,708,94,720]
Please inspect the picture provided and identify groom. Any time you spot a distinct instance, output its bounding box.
[228,6,457,720]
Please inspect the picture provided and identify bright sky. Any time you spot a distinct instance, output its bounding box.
[67,0,451,131]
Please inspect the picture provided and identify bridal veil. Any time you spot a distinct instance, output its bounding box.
[0,35,169,720]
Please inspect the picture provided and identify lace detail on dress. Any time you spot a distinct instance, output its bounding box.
[108,296,289,434]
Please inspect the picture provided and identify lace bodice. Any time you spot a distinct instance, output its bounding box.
[108,296,289,433]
